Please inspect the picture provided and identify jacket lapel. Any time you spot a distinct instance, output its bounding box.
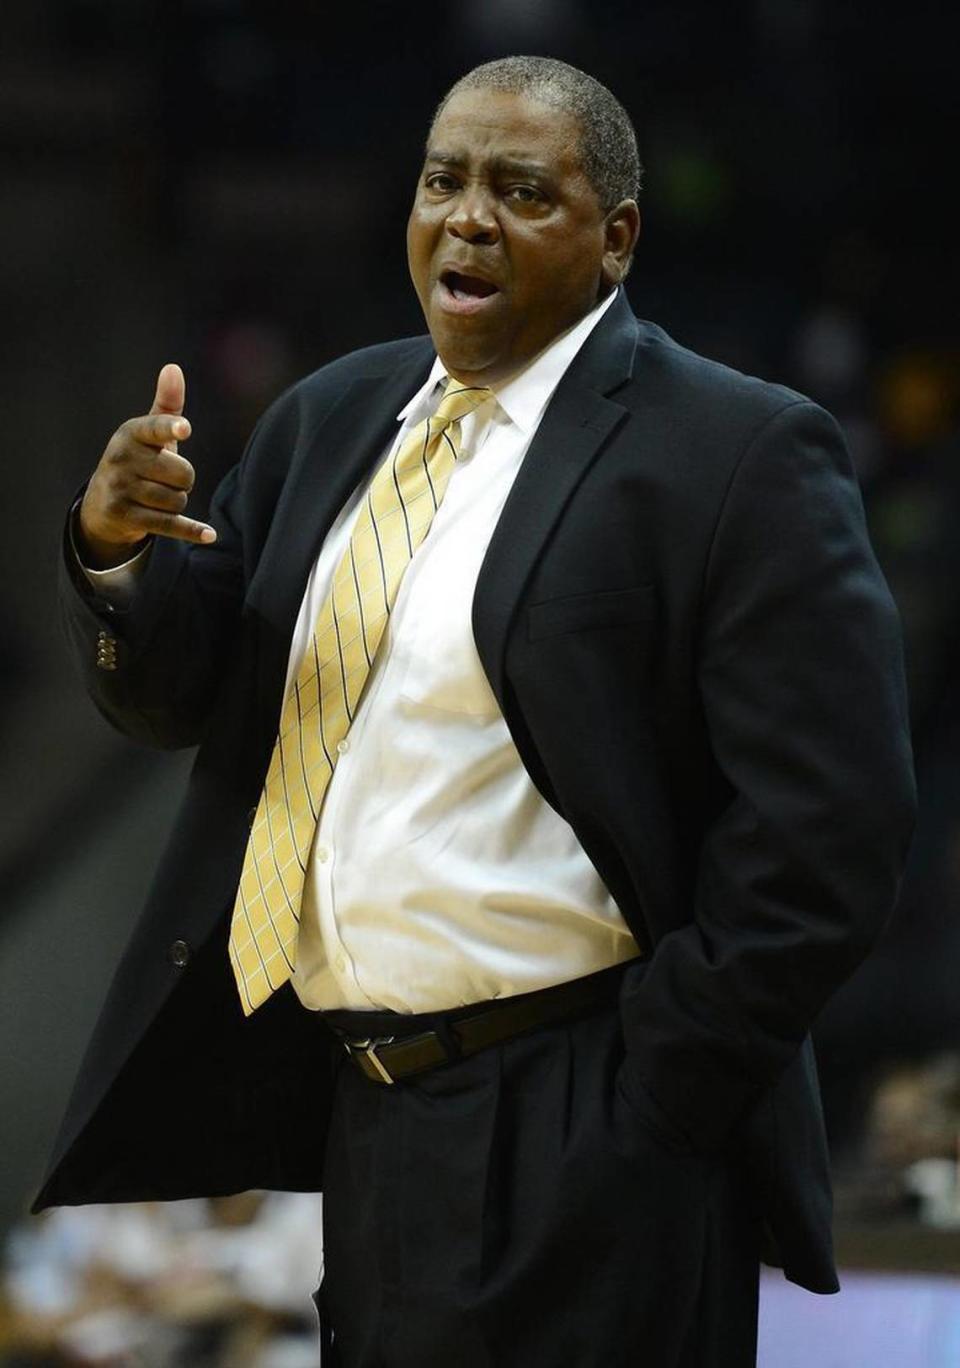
[472,292,640,711]
[254,346,434,728]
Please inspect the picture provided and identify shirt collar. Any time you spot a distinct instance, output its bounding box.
[396,356,448,425]
[396,287,620,433]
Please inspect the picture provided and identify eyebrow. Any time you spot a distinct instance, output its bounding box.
[424,150,552,179]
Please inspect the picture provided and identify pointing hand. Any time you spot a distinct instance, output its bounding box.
[77,364,217,568]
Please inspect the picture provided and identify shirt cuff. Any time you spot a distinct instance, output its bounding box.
[69,500,152,608]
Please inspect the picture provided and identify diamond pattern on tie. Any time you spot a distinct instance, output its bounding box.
[228,382,494,1013]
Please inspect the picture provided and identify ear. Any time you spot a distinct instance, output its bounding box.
[601,199,641,288]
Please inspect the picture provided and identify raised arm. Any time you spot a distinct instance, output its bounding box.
[61,365,252,749]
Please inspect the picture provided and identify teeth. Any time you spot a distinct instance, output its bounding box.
[446,276,486,300]
[443,273,495,302]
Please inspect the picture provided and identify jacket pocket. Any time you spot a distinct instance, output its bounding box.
[527,584,656,641]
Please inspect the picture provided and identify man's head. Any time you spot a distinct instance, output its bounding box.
[406,57,642,388]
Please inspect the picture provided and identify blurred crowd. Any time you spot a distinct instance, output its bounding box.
[2,1194,324,1366]
[2,0,959,1361]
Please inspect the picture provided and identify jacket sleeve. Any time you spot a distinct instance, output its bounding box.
[620,400,917,1154]
[59,415,269,751]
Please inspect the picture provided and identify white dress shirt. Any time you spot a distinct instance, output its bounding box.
[84,288,640,1012]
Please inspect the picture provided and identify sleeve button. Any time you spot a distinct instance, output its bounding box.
[95,633,118,670]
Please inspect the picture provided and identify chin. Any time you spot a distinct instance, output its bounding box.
[431,332,499,381]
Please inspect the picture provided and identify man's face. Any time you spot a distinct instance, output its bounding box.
[407,88,636,387]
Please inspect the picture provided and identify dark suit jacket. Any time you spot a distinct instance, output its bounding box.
[34,292,916,1294]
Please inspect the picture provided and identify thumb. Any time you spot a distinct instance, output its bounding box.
[150,362,186,417]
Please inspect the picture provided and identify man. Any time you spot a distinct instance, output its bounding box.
[36,56,915,1366]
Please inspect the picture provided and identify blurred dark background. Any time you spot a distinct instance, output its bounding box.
[2,0,959,1251]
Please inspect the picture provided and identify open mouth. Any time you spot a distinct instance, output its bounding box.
[440,270,500,303]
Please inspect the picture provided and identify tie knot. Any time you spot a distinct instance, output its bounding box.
[432,382,494,429]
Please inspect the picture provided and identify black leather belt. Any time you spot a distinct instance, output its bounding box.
[324,959,639,1086]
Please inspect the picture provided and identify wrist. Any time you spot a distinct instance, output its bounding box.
[74,505,147,570]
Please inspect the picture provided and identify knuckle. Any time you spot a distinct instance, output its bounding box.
[105,471,131,503]
[107,429,137,464]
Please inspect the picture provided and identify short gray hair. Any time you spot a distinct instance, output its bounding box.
[433,56,642,213]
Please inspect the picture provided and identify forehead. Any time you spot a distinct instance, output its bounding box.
[426,87,586,176]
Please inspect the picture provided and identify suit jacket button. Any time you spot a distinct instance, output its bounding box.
[169,940,190,968]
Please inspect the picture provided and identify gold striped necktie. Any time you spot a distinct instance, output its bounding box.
[228,381,494,1014]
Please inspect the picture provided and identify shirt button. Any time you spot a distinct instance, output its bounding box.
[316,846,329,863]
[335,952,346,973]
[169,940,190,968]
[336,738,349,754]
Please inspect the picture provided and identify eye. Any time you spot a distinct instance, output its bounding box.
[506,184,546,204]
[425,172,459,193]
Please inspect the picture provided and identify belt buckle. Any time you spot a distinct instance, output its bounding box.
[344,1035,397,1085]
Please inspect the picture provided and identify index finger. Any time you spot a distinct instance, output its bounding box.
[120,413,192,449]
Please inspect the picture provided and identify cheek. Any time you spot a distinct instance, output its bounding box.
[406,217,430,288]
[513,235,598,302]
[407,208,443,272]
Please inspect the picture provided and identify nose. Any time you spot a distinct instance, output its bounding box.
[445,184,499,245]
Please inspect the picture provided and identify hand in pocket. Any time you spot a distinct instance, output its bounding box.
[615,1055,698,1159]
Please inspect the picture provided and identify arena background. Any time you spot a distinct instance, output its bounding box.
[1,1,958,1362]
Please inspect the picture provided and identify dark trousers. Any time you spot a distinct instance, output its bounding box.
[316,999,760,1367]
